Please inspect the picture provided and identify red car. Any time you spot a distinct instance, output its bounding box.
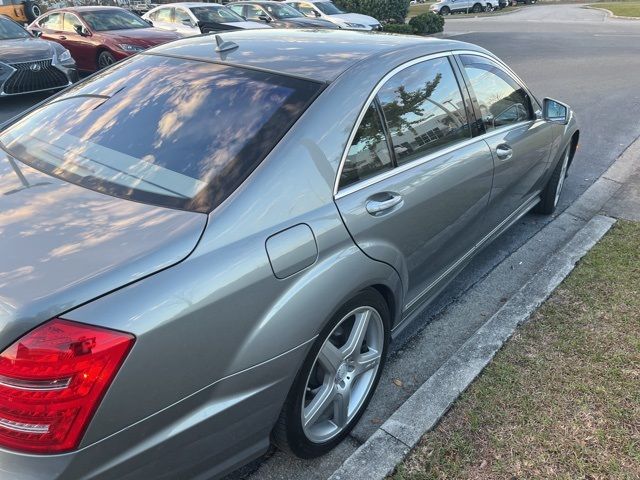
[28,6,182,72]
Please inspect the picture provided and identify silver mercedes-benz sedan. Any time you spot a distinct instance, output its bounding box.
[0,29,578,479]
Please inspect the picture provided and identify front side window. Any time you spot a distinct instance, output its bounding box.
[62,13,83,33]
[340,103,393,189]
[245,4,266,20]
[377,57,471,166]
[39,13,63,30]
[460,54,532,132]
[0,16,29,39]
[0,55,321,213]
[294,2,317,16]
[81,9,150,31]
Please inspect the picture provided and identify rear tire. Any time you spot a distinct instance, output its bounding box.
[534,147,570,215]
[472,2,482,12]
[23,1,41,22]
[272,288,390,458]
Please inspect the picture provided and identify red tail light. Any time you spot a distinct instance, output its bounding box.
[0,319,134,453]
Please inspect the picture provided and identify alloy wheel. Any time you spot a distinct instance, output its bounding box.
[554,149,570,207]
[98,53,115,69]
[301,306,384,443]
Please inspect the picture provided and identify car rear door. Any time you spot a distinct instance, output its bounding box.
[456,53,553,232]
[335,55,494,312]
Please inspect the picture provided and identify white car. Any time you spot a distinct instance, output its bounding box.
[285,0,381,30]
[143,2,270,36]
[430,0,493,14]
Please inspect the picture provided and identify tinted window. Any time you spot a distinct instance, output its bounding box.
[264,3,304,19]
[191,6,244,23]
[460,55,532,132]
[152,8,172,22]
[315,1,343,14]
[39,13,62,30]
[174,8,191,23]
[340,103,393,189]
[62,13,83,33]
[0,55,321,213]
[0,16,29,39]
[81,9,150,31]
[377,57,471,166]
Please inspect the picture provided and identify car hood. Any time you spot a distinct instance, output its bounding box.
[0,153,207,348]
[221,20,271,29]
[329,12,379,25]
[102,27,182,46]
[0,37,58,64]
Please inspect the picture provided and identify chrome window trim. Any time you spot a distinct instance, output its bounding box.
[333,50,539,199]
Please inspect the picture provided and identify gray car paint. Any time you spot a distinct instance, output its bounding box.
[0,30,577,479]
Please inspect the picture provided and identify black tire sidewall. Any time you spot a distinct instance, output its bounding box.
[24,2,41,22]
[441,6,450,14]
[534,147,569,215]
[273,288,391,459]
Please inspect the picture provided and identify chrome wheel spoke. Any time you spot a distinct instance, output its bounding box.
[318,340,343,375]
[354,349,382,377]
[341,310,370,358]
[333,388,351,428]
[303,384,335,428]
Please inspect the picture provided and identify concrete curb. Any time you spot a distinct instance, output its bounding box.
[328,135,640,480]
[328,215,615,480]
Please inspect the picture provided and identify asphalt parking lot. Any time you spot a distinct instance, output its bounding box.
[1,5,639,479]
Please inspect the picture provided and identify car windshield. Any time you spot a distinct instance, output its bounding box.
[263,3,304,19]
[0,16,30,39]
[81,9,150,31]
[0,54,321,213]
[190,6,245,23]
[314,1,343,15]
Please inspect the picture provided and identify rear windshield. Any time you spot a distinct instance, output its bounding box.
[0,54,321,213]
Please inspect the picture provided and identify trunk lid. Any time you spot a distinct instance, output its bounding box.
[0,154,206,348]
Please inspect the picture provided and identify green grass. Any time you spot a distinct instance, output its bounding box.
[391,220,640,480]
[589,1,640,16]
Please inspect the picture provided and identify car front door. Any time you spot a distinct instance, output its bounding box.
[335,55,494,314]
[457,53,553,232]
[60,13,93,71]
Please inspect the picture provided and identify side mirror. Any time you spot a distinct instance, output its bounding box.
[31,29,42,37]
[543,98,570,124]
[258,14,271,22]
[74,24,89,36]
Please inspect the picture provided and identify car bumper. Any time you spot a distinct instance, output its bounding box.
[0,59,78,97]
[0,338,312,480]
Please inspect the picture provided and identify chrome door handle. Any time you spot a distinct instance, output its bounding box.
[496,144,513,160]
[366,194,403,215]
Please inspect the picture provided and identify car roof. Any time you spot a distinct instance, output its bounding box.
[150,29,479,83]
[156,2,226,7]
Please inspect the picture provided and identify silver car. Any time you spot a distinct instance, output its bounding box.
[0,29,577,479]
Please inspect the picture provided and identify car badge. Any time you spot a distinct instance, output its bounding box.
[29,63,42,72]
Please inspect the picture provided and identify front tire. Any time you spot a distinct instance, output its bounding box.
[534,147,570,215]
[272,288,390,458]
[472,2,483,12]
[440,6,451,15]
[97,51,116,70]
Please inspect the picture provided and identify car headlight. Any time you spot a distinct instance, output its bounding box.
[118,44,145,52]
[345,22,365,28]
[58,49,72,63]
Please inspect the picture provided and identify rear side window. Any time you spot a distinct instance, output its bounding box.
[377,57,471,166]
[460,54,532,132]
[0,54,321,213]
[340,103,393,189]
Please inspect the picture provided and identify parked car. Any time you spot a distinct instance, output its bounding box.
[28,7,181,72]
[0,29,578,480]
[285,0,381,30]
[229,1,338,28]
[143,2,269,36]
[430,0,492,14]
[0,0,41,23]
[0,14,77,97]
